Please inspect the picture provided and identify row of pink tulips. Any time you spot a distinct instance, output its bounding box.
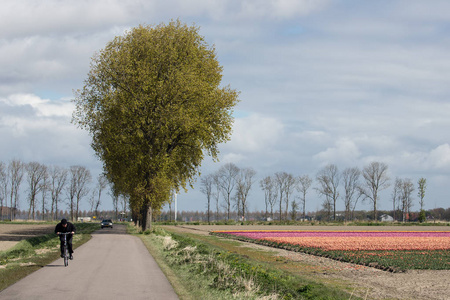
[217,231,450,238]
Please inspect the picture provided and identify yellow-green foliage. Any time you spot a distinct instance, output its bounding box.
[73,20,239,226]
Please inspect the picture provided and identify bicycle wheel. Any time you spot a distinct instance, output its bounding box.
[64,246,69,267]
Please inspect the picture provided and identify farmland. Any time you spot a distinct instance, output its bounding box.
[162,224,450,300]
[0,224,54,251]
[212,229,450,271]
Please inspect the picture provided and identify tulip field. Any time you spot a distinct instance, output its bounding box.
[212,229,450,271]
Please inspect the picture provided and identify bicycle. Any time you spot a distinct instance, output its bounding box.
[57,232,73,267]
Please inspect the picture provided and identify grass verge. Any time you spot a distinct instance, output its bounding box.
[0,222,99,291]
[133,225,356,300]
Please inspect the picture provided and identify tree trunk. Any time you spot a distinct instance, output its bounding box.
[333,198,336,221]
[279,195,283,221]
[374,201,377,221]
[141,204,152,231]
[285,198,289,220]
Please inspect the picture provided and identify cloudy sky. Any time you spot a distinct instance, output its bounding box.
[1,0,450,214]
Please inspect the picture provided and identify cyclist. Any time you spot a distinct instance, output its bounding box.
[55,218,76,260]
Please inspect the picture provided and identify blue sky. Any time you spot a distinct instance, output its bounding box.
[1,0,450,214]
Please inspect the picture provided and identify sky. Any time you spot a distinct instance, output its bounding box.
[1,0,450,215]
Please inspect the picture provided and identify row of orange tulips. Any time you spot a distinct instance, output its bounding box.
[215,230,450,251]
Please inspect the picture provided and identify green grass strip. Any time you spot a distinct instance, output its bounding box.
[139,227,355,300]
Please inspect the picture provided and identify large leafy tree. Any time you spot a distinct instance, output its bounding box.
[73,21,239,230]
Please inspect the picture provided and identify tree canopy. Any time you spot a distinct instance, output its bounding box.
[73,20,239,229]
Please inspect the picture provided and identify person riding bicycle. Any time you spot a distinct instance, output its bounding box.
[55,218,76,260]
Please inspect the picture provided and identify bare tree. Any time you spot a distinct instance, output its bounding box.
[108,182,127,220]
[283,173,296,220]
[296,175,312,221]
[8,160,24,221]
[400,178,414,222]
[417,178,426,211]
[290,200,299,221]
[321,195,333,221]
[260,175,278,220]
[391,177,402,221]
[200,174,215,223]
[67,166,91,221]
[360,161,390,221]
[67,167,77,221]
[212,172,221,221]
[49,166,67,220]
[75,166,92,221]
[95,174,107,217]
[88,190,97,215]
[120,194,129,217]
[274,172,287,220]
[235,168,256,221]
[40,166,49,220]
[108,184,120,220]
[316,164,340,220]
[342,167,360,221]
[216,163,240,220]
[26,162,48,220]
[0,161,7,220]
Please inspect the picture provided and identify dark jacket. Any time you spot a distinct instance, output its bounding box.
[55,222,76,239]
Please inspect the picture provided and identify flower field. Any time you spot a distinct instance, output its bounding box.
[212,229,450,271]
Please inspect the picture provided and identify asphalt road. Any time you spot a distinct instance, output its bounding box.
[0,225,179,300]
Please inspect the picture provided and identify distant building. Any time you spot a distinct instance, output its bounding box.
[0,206,15,220]
[380,214,394,222]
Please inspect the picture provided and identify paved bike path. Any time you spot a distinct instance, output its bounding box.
[0,225,179,300]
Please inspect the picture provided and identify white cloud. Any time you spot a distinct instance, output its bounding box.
[378,144,450,178]
[0,94,73,117]
[0,0,329,39]
[221,153,246,165]
[428,144,450,169]
[238,0,329,20]
[228,113,284,153]
[0,93,94,168]
[313,138,361,166]
[0,0,133,38]
[395,0,450,22]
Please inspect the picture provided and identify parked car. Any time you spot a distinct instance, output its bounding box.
[101,219,113,229]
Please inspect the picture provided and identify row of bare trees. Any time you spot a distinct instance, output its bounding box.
[201,161,427,222]
[158,206,450,222]
[314,162,391,221]
[392,177,427,222]
[200,163,256,222]
[0,159,120,221]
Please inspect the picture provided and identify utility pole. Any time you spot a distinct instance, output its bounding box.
[174,191,177,222]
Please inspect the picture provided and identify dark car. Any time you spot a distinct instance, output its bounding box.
[101,219,113,229]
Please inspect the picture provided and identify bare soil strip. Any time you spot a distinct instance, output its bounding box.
[0,224,54,251]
